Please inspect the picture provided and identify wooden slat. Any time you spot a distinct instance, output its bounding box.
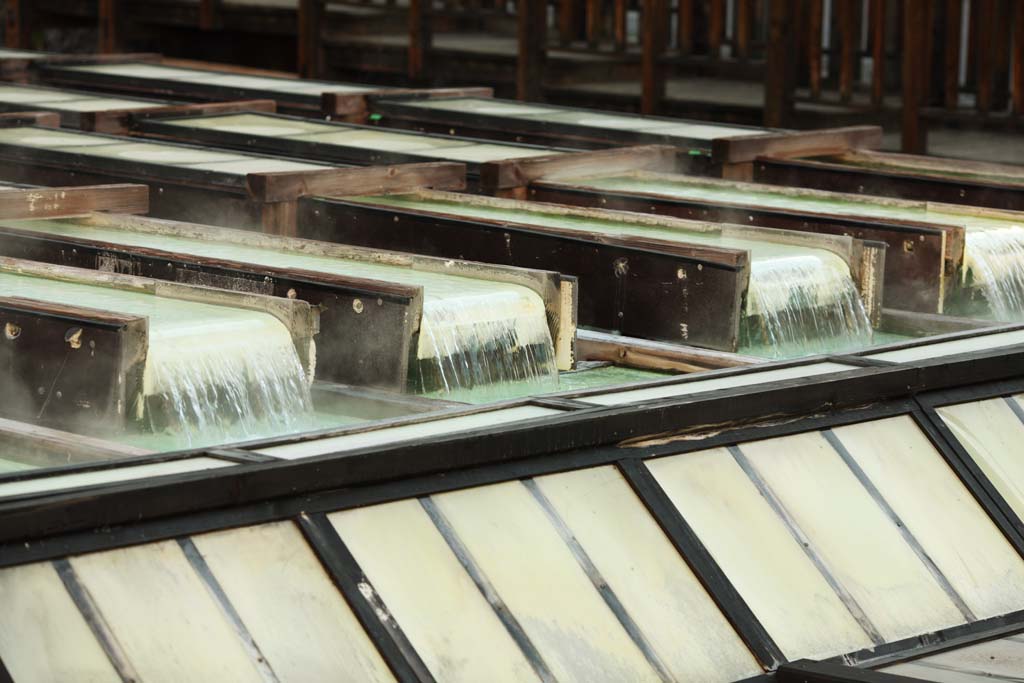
[5,0,29,49]
[0,111,60,128]
[0,184,149,219]
[641,0,668,114]
[943,0,961,110]
[298,0,324,78]
[807,0,824,99]
[901,0,928,152]
[870,0,886,107]
[838,0,859,104]
[1015,0,1024,115]
[86,99,277,135]
[715,125,883,164]
[479,145,680,192]
[517,0,547,101]
[408,0,432,80]
[764,0,797,127]
[677,0,693,54]
[245,162,466,202]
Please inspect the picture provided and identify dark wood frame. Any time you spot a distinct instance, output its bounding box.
[0,123,466,234]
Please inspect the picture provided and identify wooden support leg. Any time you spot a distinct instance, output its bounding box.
[408,0,433,81]
[98,0,119,53]
[641,0,669,114]
[901,0,928,153]
[517,0,548,101]
[298,0,324,78]
[764,0,797,128]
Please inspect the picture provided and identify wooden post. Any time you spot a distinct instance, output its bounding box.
[198,0,223,29]
[677,0,694,55]
[408,0,433,80]
[517,0,547,101]
[641,0,669,114]
[942,0,960,109]
[976,0,996,113]
[5,0,30,49]
[586,0,601,47]
[614,0,628,51]
[708,0,724,57]
[298,0,324,78]
[837,0,859,103]
[901,0,928,152]
[764,0,797,127]
[807,0,823,99]
[736,0,752,59]
[98,0,118,53]
[869,0,886,107]
[558,0,578,45]
[1014,0,1024,115]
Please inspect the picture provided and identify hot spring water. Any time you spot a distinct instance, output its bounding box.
[961,227,1024,320]
[0,271,313,447]
[4,219,561,402]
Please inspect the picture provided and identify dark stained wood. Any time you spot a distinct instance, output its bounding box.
[0,184,149,219]
[736,0,753,59]
[677,0,694,54]
[614,0,628,51]
[245,161,466,202]
[298,0,324,79]
[98,0,119,53]
[478,144,680,192]
[0,111,61,128]
[837,0,859,104]
[764,0,798,128]
[712,125,883,164]
[943,0,961,110]
[408,0,432,80]
[586,0,601,47]
[807,0,824,99]
[708,0,724,56]
[976,0,996,113]
[559,0,578,45]
[901,0,928,152]
[869,0,886,108]
[198,0,223,30]
[1016,0,1024,115]
[517,0,548,101]
[4,0,30,50]
[641,0,669,114]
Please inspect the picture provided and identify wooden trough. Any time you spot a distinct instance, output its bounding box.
[0,123,465,234]
[38,60,494,119]
[366,93,884,175]
[294,190,886,354]
[0,257,317,434]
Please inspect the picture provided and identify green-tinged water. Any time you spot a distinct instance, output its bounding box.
[0,271,314,448]
[4,217,560,400]
[555,364,669,392]
[578,173,1024,321]
[833,153,1024,186]
[354,194,872,359]
[0,457,35,474]
[740,329,915,359]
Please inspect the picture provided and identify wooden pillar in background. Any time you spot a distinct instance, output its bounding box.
[764,0,797,127]
[942,0,960,110]
[677,0,694,55]
[806,0,823,99]
[199,0,223,30]
[641,0,669,114]
[869,0,886,107]
[5,0,30,49]
[298,0,324,78]
[585,0,601,47]
[837,0,859,103]
[736,0,753,59]
[408,0,433,80]
[901,0,928,153]
[558,0,578,45]
[1014,0,1024,115]
[98,0,119,53]
[614,0,628,51]
[708,0,724,57]
[517,0,547,101]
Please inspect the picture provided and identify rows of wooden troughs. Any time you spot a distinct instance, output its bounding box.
[1,47,1023,435]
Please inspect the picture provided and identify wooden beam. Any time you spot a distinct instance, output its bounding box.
[1015,0,1024,115]
[586,0,601,47]
[714,125,884,164]
[838,0,859,104]
[558,0,578,45]
[641,0,669,114]
[708,0,724,56]
[198,0,223,30]
[0,111,60,128]
[614,0,628,51]
[479,145,681,192]
[0,185,149,219]
[901,0,928,153]
[943,0,960,110]
[869,0,886,107]
[5,0,29,49]
[677,0,694,54]
[517,0,547,101]
[98,0,118,53]
[736,0,753,59]
[577,329,760,372]
[807,0,824,99]
[245,161,466,203]
[764,0,797,127]
[408,0,433,80]
[976,0,996,113]
[298,0,324,78]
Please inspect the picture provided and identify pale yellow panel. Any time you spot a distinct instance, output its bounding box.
[647,448,874,660]
[168,113,332,137]
[535,466,762,681]
[186,158,329,174]
[884,661,993,683]
[292,128,477,153]
[431,144,556,163]
[833,416,1024,620]
[192,522,395,683]
[938,397,1024,522]
[80,141,244,165]
[742,432,966,641]
[0,562,120,683]
[869,329,1024,362]
[892,636,1024,679]
[51,98,159,112]
[70,541,264,683]
[433,481,663,682]
[330,499,540,683]
[0,127,119,148]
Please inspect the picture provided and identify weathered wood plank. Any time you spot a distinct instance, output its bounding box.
[245,161,467,202]
[0,184,149,218]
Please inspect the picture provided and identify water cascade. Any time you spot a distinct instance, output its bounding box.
[415,288,559,402]
[3,219,560,403]
[1,271,313,447]
[742,252,873,358]
[962,227,1024,321]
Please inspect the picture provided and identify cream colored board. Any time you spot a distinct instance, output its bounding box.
[0,457,233,499]
[0,562,120,683]
[406,97,562,117]
[292,128,477,153]
[586,362,853,406]
[0,86,81,103]
[70,541,264,683]
[741,431,966,641]
[0,127,119,148]
[937,397,1024,522]
[869,330,1024,362]
[186,158,330,174]
[884,661,1003,683]
[432,143,557,163]
[832,416,1024,620]
[902,637,1024,679]
[167,112,335,137]
[432,481,663,682]
[646,447,874,660]
[191,521,395,683]
[51,98,159,112]
[77,141,245,166]
[534,466,762,681]
[330,499,540,683]
[257,406,561,458]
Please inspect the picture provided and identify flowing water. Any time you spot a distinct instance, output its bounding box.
[0,271,314,447]
[3,218,560,402]
[962,227,1024,321]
